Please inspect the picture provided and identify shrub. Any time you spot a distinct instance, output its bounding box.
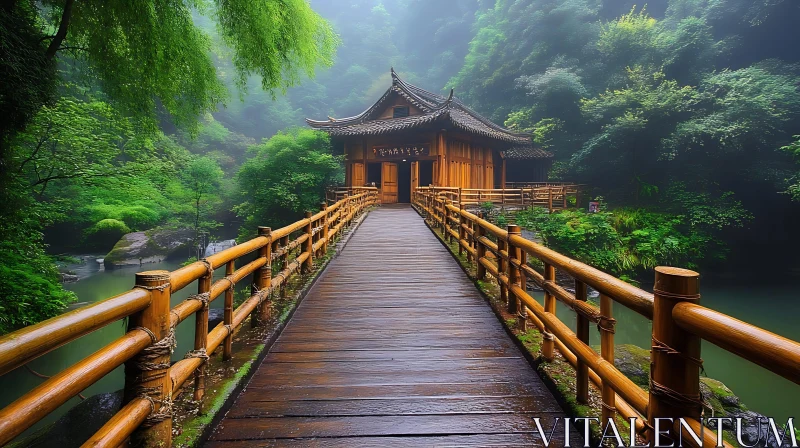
[0,243,76,334]
[84,218,131,251]
[516,206,712,278]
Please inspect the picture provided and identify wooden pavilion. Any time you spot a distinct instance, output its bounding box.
[307,69,553,204]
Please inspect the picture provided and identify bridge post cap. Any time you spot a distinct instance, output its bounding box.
[654,266,699,298]
[258,226,272,235]
[655,266,699,278]
[320,202,327,210]
[507,224,521,234]
[305,211,313,218]
[135,270,170,284]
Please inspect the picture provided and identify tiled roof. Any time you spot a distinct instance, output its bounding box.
[307,69,532,145]
[504,145,554,159]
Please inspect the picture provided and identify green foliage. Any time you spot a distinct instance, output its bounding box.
[213,0,339,94]
[782,136,800,201]
[0,246,76,334]
[0,5,56,155]
[84,219,131,250]
[181,156,224,243]
[235,128,343,234]
[516,206,719,276]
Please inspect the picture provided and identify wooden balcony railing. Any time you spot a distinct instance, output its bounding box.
[0,190,379,447]
[415,184,581,211]
[413,190,800,447]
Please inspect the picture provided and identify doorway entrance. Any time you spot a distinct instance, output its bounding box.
[398,162,411,203]
[377,161,418,204]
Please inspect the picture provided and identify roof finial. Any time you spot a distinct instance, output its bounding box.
[447,88,455,102]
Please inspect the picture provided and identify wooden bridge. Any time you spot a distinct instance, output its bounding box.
[0,187,798,447]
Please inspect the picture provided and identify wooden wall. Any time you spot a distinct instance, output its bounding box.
[342,132,499,189]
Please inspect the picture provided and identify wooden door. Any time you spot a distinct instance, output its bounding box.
[382,162,398,204]
[352,163,365,187]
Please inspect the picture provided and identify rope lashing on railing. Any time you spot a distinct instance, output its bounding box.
[652,288,701,301]
[139,394,173,428]
[597,315,617,334]
[184,348,210,361]
[600,401,618,414]
[652,336,705,374]
[126,327,177,427]
[199,258,214,276]
[134,283,169,292]
[221,276,236,290]
[649,379,705,415]
[128,328,176,373]
[186,292,210,306]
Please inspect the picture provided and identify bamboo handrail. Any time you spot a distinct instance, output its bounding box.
[673,302,800,385]
[412,189,800,447]
[0,289,151,376]
[0,189,379,447]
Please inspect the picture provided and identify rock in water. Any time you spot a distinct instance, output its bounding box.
[10,391,122,447]
[103,227,194,269]
[205,239,237,257]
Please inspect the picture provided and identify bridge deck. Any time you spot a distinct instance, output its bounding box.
[208,206,572,447]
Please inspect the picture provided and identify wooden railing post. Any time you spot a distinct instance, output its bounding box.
[223,260,235,361]
[475,214,486,279]
[542,263,556,362]
[458,204,465,258]
[303,211,314,273]
[548,187,553,212]
[279,234,289,298]
[320,203,329,254]
[126,270,172,447]
[507,224,521,315]
[575,280,589,404]
[647,267,702,445]
[599,294,616,425]
[194,264,211,403]
[252,226,271,327]
[498,229,508,306]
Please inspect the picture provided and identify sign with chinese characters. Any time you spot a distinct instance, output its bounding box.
[373,144,430,158]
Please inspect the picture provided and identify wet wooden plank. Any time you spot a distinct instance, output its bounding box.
[225,396,559,418]
[264,349,519,362]
[207,206,572,446]
[206,433,563,448]
[211,414,565,440]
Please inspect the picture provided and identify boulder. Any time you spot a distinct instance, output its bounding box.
[614,344,651,390]
[205,239,237,257]
[104,227,194,269]
[60,273,79,283]
[10,391,122,447]
[208,308,225,327]
[615,345,790,447]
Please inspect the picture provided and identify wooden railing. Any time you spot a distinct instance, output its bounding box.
[0,190,378,447]
[415,184,581,211]
[414,190,800,447]
[325,186,379,204]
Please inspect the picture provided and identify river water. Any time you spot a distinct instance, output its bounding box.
[1,258,798,435]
